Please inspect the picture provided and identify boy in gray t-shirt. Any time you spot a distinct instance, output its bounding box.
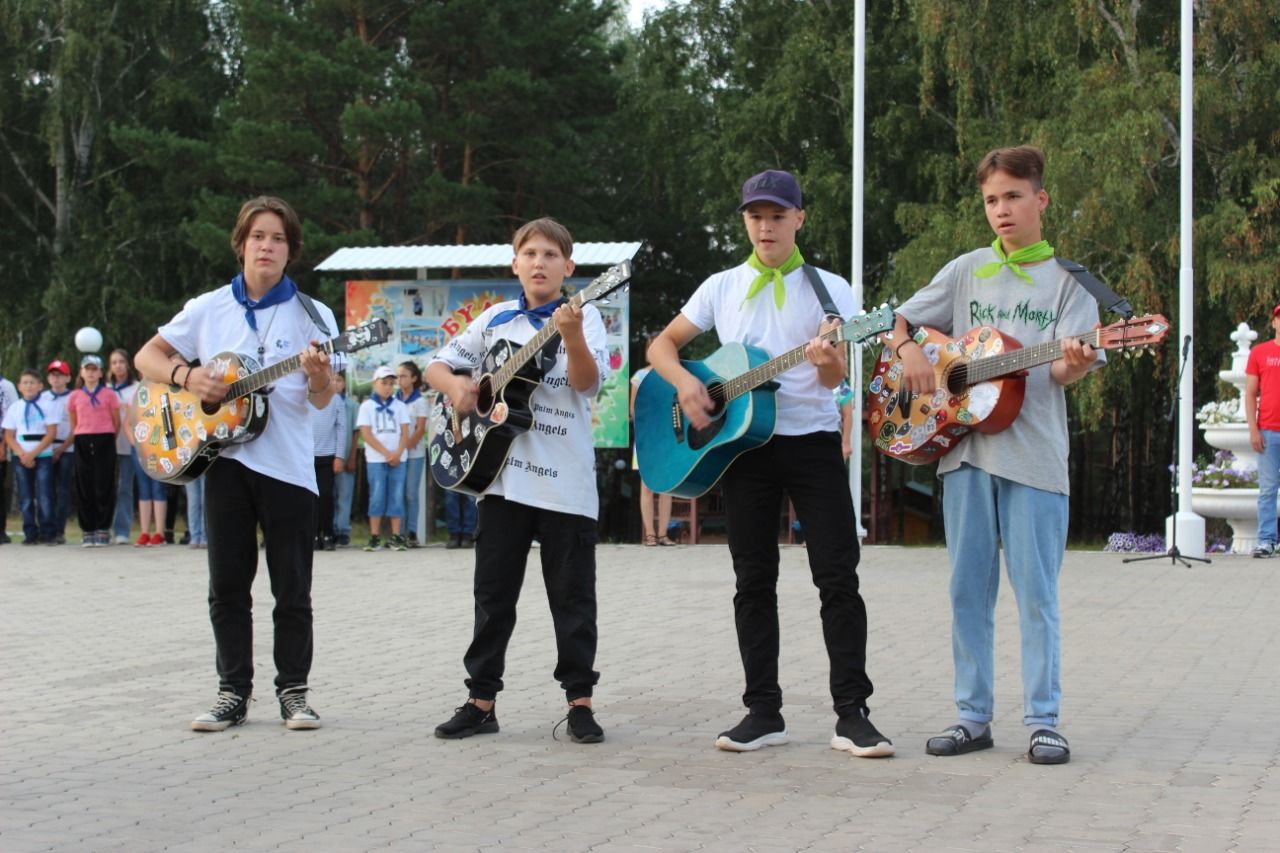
[886,146,1103,766]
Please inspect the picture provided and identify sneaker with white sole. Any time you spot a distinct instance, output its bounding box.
[1253,542,1275,558]
[191,691,249,732]
[831,707,895,757]
[278,686,321,730]
[715,711,788,752]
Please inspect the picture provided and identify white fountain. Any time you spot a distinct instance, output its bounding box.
[1191,322,1272,553]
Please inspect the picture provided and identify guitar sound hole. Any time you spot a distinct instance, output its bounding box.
[201,400,220,417]
[475,379,494,417]
[945,361,969,395]
[686,383,727,451]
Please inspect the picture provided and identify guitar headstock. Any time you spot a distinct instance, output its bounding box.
[572,260,633,307]
[837,305,896,344]
[332,318,393,354]
[1095,314,1171,352]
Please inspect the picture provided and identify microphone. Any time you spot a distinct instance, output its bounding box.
[1181,335,1192,360]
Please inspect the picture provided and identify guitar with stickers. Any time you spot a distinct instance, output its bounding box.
[867,314,1170,464]
[132,319,390,484]
[429,261,632,496]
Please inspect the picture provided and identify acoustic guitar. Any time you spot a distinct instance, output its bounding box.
[867,314,1169,464]
[429,261,631,496]
[634,306,895,498]
[133,319,390,483]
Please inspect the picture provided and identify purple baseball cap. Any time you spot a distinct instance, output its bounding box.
[738,170,803,211]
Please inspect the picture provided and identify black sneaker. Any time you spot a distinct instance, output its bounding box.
[191,691,249,732]
[461,533,474,548]
[831,707,895,757]
[715,711,788,752]
[434,701,499,739]
[446,533,462,550]
[406,531,420,548]
[363,535,383,552]
[556,704,604,744]
[389,534,408,551]
[278,686,321,730]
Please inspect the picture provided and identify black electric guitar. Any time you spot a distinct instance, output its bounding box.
[429,261,631,495]
[133,319,391,484]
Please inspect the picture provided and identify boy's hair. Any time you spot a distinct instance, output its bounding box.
[19,368,41,382]
[230,196,304,264]
[512,217,573,259]
[976,146,1046,191]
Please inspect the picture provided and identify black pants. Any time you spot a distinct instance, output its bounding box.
[73,433,117,533]
[463,496,599,702]
[314,455,336,541]
[721,431,873,718]
[204,458,316,696]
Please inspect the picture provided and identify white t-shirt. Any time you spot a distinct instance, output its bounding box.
[110,382,137,454]
[357,396,410,464]
[158,284,339,495]
[397,391,431,459]
[2,396,62,456]
[430,299,610,519]
[38,389,75,453]
[681,262,856,435]
[0,378,17,423]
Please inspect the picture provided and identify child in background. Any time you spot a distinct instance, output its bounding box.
[65,354,121,547]
[41,360,75,544]
[2,369,60,544]
[396,360,430,547]
[357,365,410,551]
[107,349,138,544]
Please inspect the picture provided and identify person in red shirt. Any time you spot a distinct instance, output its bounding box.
[66,354,121,547]
[1245,303,1280,558]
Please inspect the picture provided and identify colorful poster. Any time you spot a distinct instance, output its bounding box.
[345,278,629,449]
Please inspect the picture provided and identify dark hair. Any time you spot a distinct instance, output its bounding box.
[976,146,1046,191]
[398,360,422,390]
[19,368,41,382]
[230,196,304,264]
[108,348,133,381]
[512,217,574,259]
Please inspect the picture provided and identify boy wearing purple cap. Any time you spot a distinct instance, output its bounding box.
[1245,303,1280,558]
[647,169,894,758]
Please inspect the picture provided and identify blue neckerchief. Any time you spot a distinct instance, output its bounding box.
[23,399,44,430]
[47,389,70,400]
[109,379,133,392]
[83,384,105,407]
[396,388,421,405]
[372,393,394,415]
[485,294,565,330]
[231,272,297,331]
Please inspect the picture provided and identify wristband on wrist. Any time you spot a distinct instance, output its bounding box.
[894,339,918,359]
[307,374,333,396]
[169,363,184,386]
[182,366,192,390]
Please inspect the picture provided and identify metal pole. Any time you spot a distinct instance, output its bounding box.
[849,0,867,539]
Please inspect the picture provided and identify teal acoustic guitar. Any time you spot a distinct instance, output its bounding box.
[634,306,894,498]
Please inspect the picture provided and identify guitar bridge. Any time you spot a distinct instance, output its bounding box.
[670,400,684,444]
[159,393,177,450]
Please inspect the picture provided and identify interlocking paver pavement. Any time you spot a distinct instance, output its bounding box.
[2,541,1277,852]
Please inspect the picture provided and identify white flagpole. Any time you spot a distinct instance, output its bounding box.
[849,0,867,539]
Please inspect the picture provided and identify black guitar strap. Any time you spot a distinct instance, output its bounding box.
[296,291,332,337]
[802,264,843,320]
[1056,257,1133,319]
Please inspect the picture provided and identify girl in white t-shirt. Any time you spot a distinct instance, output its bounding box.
[395,360,430,547]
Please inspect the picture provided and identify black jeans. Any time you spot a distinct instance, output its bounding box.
[204,458,316,696]
[463,496,600,702]
[721,431,874,718]
[313,455,336,541]
[73,433,117,532]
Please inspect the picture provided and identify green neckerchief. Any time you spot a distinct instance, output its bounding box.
[974,237,1054,284]
[742,246,805,309]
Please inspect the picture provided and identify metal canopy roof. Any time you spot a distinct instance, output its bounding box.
[315,241,642,272]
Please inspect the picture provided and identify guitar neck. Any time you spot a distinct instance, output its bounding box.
[489,293,584,389]
[965,329,1103,384]
[226,341,333,398]
[716,326,850,403]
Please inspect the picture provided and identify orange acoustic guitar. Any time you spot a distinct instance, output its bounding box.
[867,314,1169,465]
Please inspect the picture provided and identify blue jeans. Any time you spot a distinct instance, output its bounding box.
[185,477,206,545]
[1256,430,1280,546]
[15,457,55,542]
[445,490,477,535]
[366,461,406,519]
[51,449,74,536]
[133,453,167,501]
[334,470,354,536]
[403,455,425,535]
[113,452,135,539]
[942,464,1068,728]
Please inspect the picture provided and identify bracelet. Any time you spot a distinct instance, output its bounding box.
[169,363,183,386]
[182,366,192,391]
[307,374,333,396]
[894,339,918,359]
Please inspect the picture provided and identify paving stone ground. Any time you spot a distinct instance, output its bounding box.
[1,541,1277,852]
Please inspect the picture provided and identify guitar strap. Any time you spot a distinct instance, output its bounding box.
[802,264,843,320]
[1056,257,1133,319]
[296,291,332,337]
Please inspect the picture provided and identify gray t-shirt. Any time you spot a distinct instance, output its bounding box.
[896,247,1104,495]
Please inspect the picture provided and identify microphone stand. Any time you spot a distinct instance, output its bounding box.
[1125,334,1210,567]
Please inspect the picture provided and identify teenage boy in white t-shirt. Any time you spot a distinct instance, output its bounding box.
[647,170,894,758]
[3,369,60,544]
[427,217,611,744]
[134,196,338,733]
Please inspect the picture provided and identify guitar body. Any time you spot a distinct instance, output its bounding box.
[133,351,270,484]
[429,339,541,496]
[867,325,1026,465]
[634,341,777,498]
